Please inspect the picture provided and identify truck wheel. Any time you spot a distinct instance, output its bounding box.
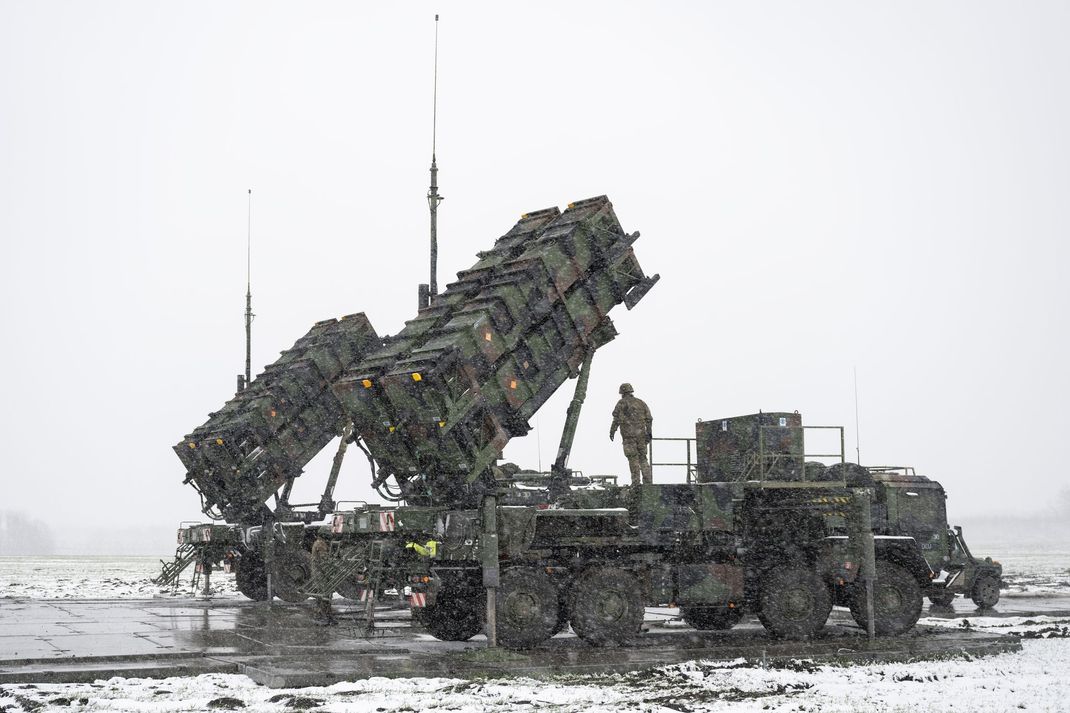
[928,590,955,607]
[235,553,269,601]
[757,567,832,640]
[272,549,313,603]
[568,567,645,646]
[681,606,744,631]
[849,561,922,635]
[495,568,561,649]
[970,574,1000,609]
[423,593,483,641]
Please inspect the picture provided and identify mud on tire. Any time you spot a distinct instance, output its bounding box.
[849,561,923,636]
[272,549,313,603]
[568,567,645,646]
[757,566,832,640]
[495,568,561,649]
[970,574,1000,609]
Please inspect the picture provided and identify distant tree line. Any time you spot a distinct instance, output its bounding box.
[0,510,56,556]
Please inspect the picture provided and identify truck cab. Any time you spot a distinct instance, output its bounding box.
[870,468,1002,608]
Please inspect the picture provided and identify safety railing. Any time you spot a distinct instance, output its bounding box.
[649,425,849,486]
[648,437,698,483]
[751,424,847,488]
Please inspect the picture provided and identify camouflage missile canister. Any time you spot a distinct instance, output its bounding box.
[695,412,805,483]
[175,313,381,523]
[333,196,659,506]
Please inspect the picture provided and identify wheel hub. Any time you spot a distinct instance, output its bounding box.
[505,591,539,623]
[595,589,627,622]
[878,584,904,612]
[783,588,815,620]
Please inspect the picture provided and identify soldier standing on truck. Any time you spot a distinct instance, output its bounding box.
[310,532,335,624]
[610,383,653,485]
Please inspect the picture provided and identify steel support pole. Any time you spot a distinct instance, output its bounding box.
[482,494,499,648]
[263,517,275,606]
[852,488,877,642]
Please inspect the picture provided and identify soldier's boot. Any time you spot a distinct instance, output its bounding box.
[627,455,643,486]
[639,456,653,485]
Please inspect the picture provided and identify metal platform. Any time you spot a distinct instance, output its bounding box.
[0,597,1041,689]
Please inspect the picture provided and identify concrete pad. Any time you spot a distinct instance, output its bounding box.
[0,656,239,685]
[0,596,1051,688]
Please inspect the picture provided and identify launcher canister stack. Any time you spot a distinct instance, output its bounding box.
[333,196,658,506]
[174,195,657,521]
[174,314,381,523]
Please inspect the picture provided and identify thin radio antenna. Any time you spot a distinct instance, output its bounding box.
[426,13,443,299]
[853,365,861,464]
[243,189,254,390]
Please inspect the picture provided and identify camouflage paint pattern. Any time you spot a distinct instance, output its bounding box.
[870,473,949,572]
[695,412,805,483]
[174,313,380,523]
[675,563,744,605]
[635,484,738,534]
[333,196,657,507]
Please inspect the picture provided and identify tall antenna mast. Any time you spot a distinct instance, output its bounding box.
[427,13,443,299]
[853,365,861,464]
[243,188,254,391]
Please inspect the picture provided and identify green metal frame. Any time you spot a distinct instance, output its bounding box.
[649,425,848,486]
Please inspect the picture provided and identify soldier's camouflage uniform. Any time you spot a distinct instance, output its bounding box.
[610,393,653,485]
[310,536,334,623]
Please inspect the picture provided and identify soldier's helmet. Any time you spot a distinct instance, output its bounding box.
[619,383,634,395]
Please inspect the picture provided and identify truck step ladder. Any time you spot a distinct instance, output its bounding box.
[154,544,197,587]
[302,547,368,601]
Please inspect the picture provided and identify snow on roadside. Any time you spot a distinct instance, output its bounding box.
[920,613,1070,639]
[0,557,241,600]
[2,640,1069,713]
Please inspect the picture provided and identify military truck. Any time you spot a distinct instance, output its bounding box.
[865,468,1002,608]
[162,196,657,600]
[319,411,940,648]
[165,195,989,648]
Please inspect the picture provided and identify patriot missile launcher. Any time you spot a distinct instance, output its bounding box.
[163,196,658,600]
[174,313,381,526]
[333,196,658,507]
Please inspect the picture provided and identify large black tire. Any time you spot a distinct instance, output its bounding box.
[568,567,645,646]
[681,606,744,631]
[970,574,1000,609]
[849,561,923,636]
[235,553,269,601]
[495,568,561,649]
[422,592,484,641]
[272,549,313,603]
[757,566,832,640]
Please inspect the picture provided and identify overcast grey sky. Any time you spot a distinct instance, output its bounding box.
[1,1,1068,542]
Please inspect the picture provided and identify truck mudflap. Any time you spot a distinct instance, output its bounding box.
[820,534,933,587]
[874,534,935,584]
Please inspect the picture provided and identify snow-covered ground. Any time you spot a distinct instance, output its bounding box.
[1,634,1068,712]
[1,547,1068,711]
[978,545,1070,599]
[0,556,240,600]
